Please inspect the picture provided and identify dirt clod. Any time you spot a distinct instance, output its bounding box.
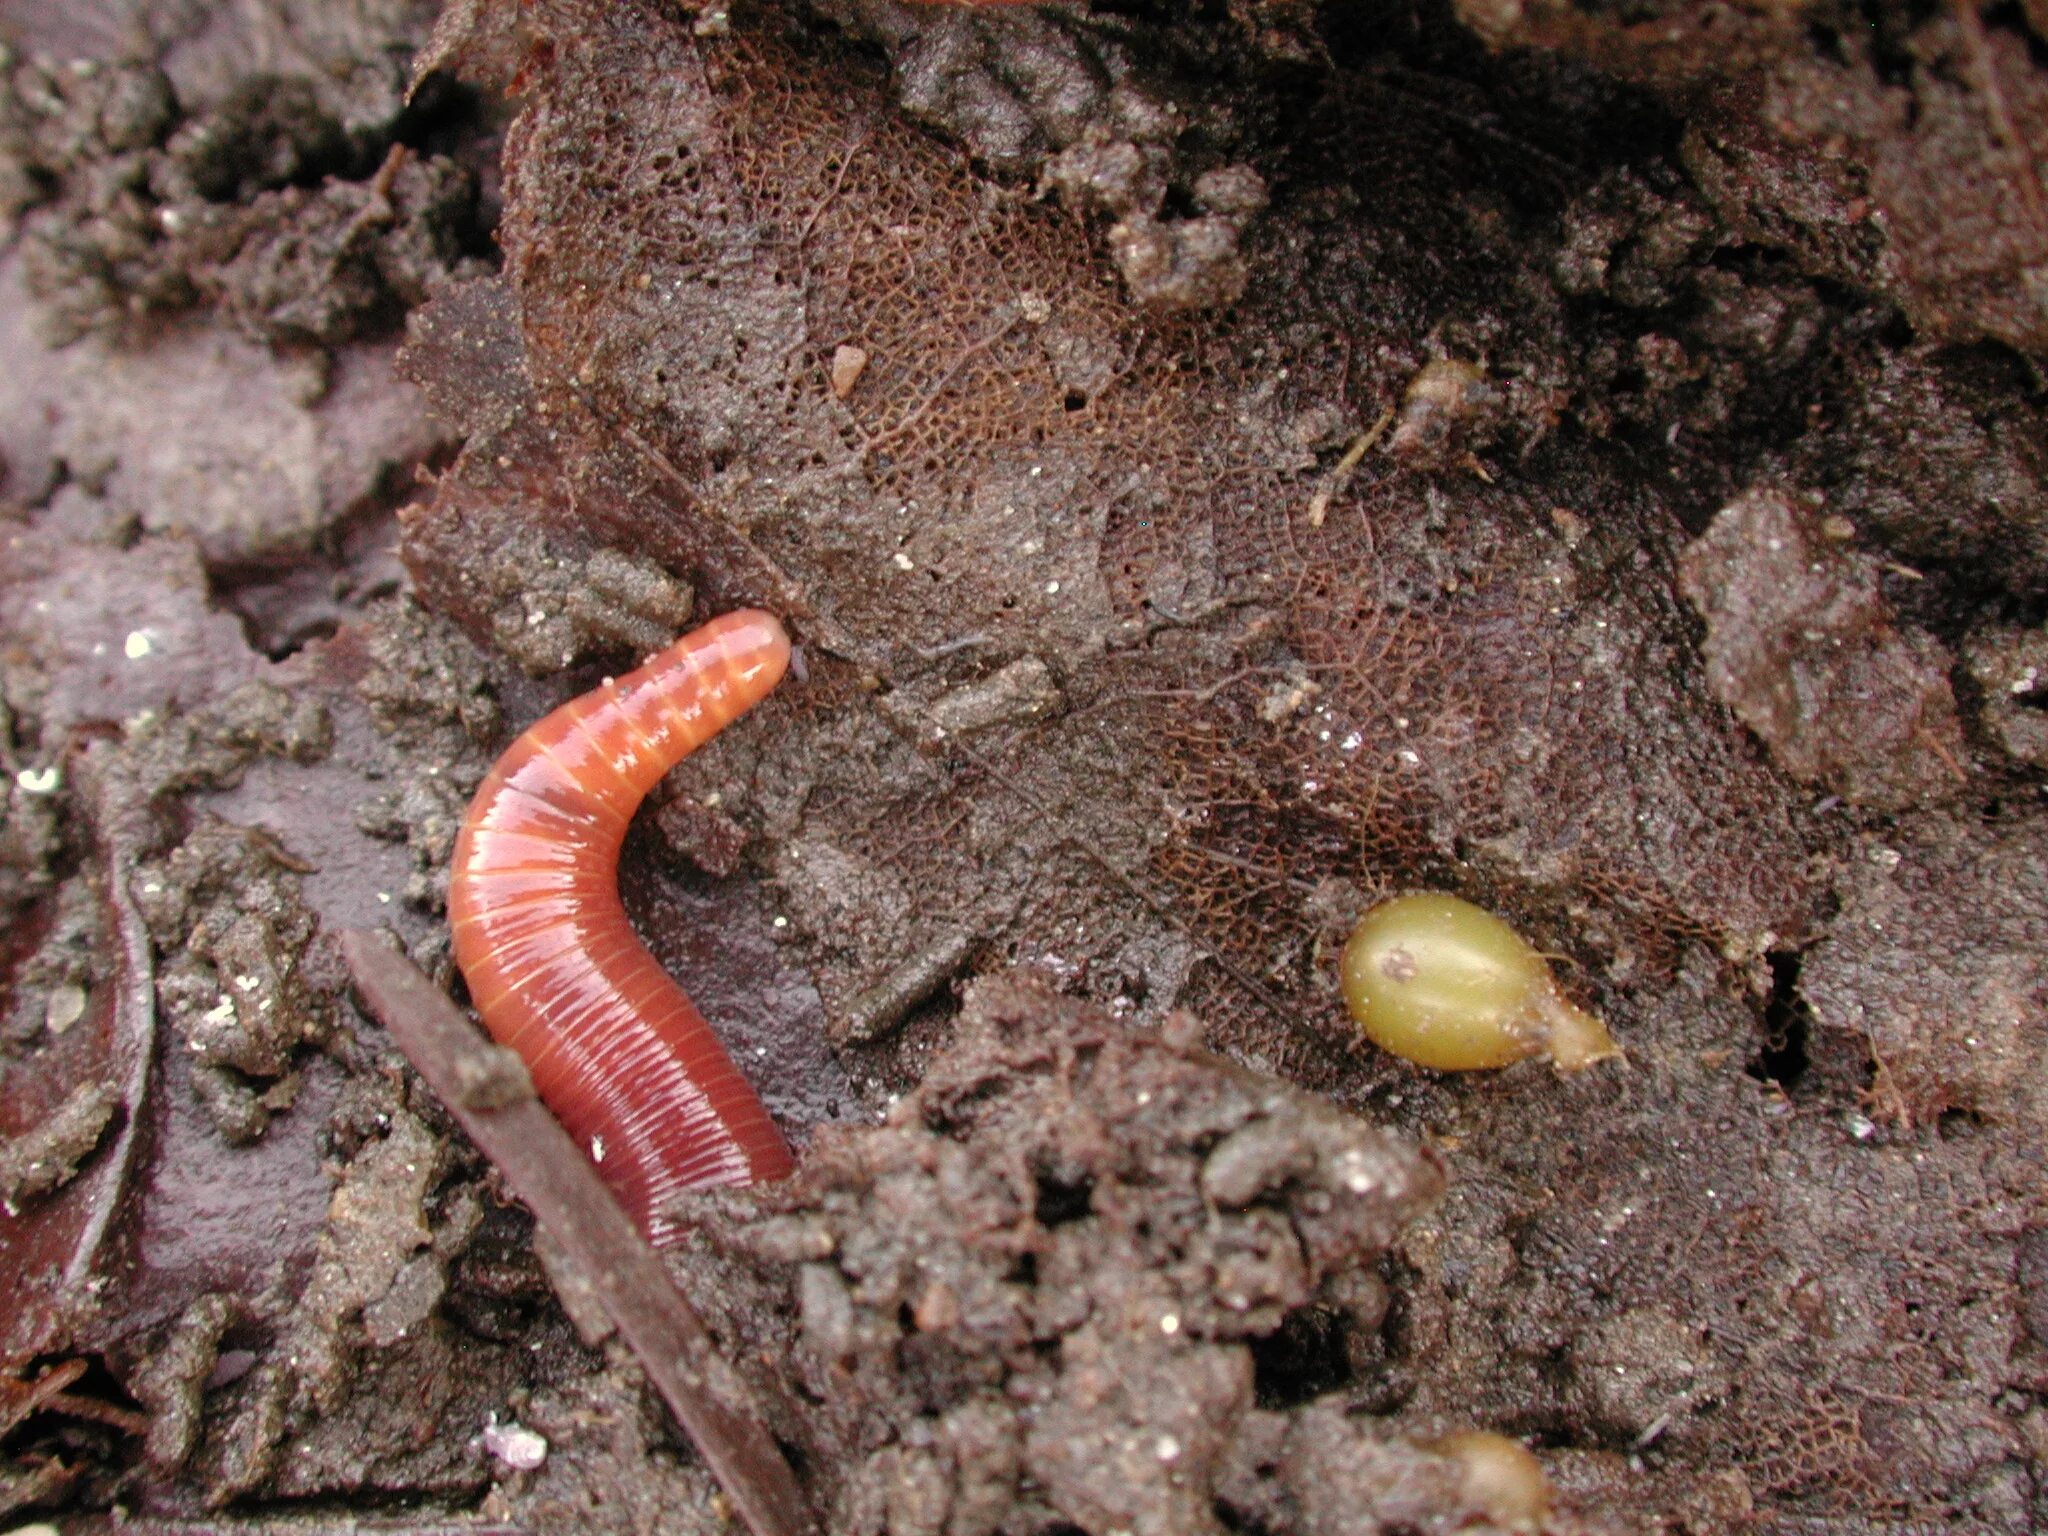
[1802,812,2048,1129]
[0,1079,117,1213]
[1678,487,1967,811]
[482,535,695,677]
[4,47,483,347]
[205,1094,513,1505]
[129,1294,234,1473]
[670,978,1516,1534]
[1965,623,2048,769]
[136,819,330,1142]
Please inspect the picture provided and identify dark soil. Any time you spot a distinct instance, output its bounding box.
[2,0,2045,1532]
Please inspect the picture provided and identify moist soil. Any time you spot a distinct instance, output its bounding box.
[1,0,2045,1532]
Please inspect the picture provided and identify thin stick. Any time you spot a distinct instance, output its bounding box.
[338,931,814,1536]
[1307,407,1394,528]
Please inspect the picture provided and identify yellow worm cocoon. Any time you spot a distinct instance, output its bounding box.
[1340,892,1620,1072]
[1430,1431,1554,1531]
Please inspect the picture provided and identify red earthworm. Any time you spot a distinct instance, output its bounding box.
[448,609,795,1247]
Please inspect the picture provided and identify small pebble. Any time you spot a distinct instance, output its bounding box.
[482,1418,548,1471]
[830,343,869,399]
[45,985,87,1036]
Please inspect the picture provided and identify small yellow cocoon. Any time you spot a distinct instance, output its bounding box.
[1340,892,1620,1072]
[1431,1430,1554,1530]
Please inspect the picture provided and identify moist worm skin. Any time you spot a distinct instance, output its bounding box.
[448,609,794,1247]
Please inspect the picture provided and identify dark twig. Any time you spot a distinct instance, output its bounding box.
[0,1359,89,1437]
[334,142,411,255]
[72,782,156,1286]
[338,931,815,1536]
[74,746,158,1285]
[1,747,155,1364]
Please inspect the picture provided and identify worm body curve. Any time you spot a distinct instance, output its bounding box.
[449,609,794,1246]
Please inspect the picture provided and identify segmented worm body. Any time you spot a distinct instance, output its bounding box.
[448,609,794,1247]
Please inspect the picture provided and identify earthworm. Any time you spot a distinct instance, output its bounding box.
[448,609,795,1247]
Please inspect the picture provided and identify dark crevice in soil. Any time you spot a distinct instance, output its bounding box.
[1032,1172,1096,1227]
[1249,1304,1357,1409]
[214,495,428,662]
[1748,949,1813,1095]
